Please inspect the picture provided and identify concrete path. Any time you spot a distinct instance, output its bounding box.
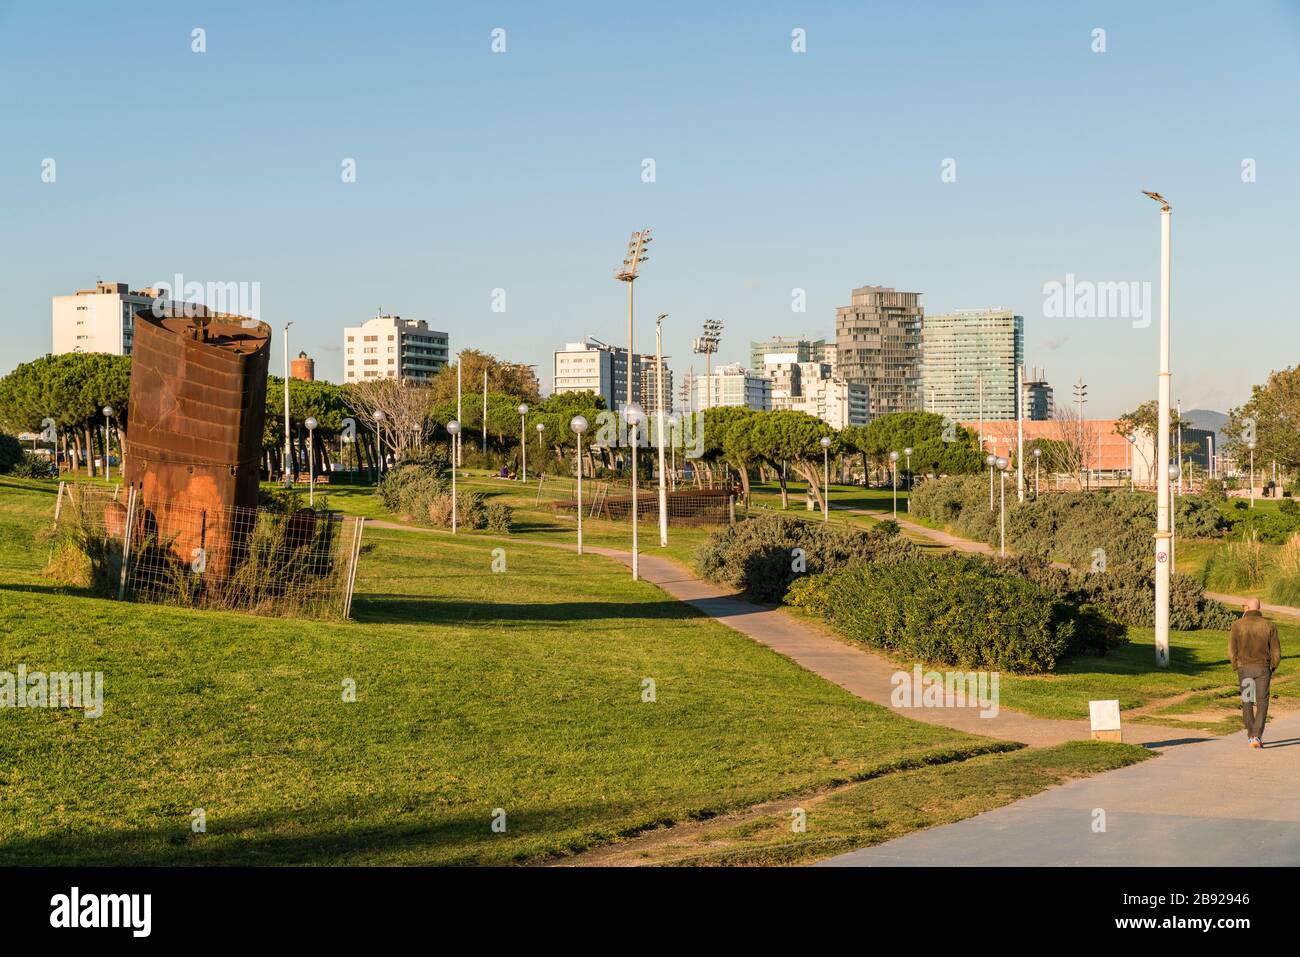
[818,711,1300,866]
[368,519,1205,749]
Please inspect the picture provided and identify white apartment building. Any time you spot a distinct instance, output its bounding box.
[766,356,869,429]
[52,281,169,355]
[343,314,449,383]
[553,339,642,410]
[690,363,772,411]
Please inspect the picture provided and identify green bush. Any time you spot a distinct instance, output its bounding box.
[1198,536,1269,592]
[802,554,1072,673]
[377,446,452,520]
[427,489,487,530]
[0,433,23,473]
[9,451,54,478]
[485,502,514,532]
[1230,508,1300,543]
[697,514,915,603]
[1280,498,1300,517]
[1202,478,1228,503]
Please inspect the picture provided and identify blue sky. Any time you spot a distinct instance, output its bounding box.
[2,0,1297,417]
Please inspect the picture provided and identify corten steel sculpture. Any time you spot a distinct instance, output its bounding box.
[123,307,271,579]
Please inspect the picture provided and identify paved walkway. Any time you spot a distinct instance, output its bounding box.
[819,711,1300,866]
[369,519,1206,749]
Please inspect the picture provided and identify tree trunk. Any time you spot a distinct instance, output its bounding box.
[778,462,789,509]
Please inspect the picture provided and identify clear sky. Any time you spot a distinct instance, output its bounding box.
[2,0,1297,417]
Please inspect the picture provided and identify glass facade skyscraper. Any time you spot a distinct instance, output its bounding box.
[921,309,1024,421]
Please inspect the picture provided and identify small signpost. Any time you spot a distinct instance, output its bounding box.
[1089,699,1122,743]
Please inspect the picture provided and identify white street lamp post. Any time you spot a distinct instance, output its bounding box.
[821,437,832,522]
[1033,447,1042,497]
[282,321,293,485]
[373,410,386,481]
[1249,440,1257,508]
[996,456,1009,556]
[655,314,669,548]
[571,415,588,555]
[667,415,679,490]
[102,405,114,481]
[626,404,643,580]
[518,403,529,482]
[446,420,461,533]
[305,416,318,506]
[1144,188,1173,669]
[889,450,900,519]
[1016,364,1025,502]
[903,446,913,512]
[536,421,545,452]
[986,453,996,510]
[1169,461,1180,568]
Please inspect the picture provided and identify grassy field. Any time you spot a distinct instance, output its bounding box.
[2,475,1078,866]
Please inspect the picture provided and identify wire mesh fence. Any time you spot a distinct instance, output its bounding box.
[52,482,364,619]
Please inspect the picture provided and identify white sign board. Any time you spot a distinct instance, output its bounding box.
[1089,699,1122,732]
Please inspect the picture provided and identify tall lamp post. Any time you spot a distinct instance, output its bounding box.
[820,436,832,522]
[625,403,643,581]
[536,421,545,454]
[1248,440,1257,507]
[102,405,115,481]
[1073,377,1088,489]
[1169,461,1180,568]
[996,455,1009,556]
[1126,432,1137,490]
[571,415,588,555]
[1033,446,1042,497]
[903,446,913,512]
[1144,188,1173,669]
[282,321,293,485]
[667,414,679,489]
[446,420,460,534]
[986,453,997,510]
[1016,364,1025,502]
[616,229,652,414]
[518,403,529,482]
[655,314,669,547]
[889,450,900,519]
[304,416,318,505]
[373,410,386,480]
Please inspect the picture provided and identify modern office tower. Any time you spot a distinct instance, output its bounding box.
[690,363,772,411]
[638,358,673,414]
[920,309,1025,421]
[291,351,316,381]
[748,336,830,372]
[553,338,641,410]
[52,281,170,356]
[834,285,923,417]
[1023,367,1054,421]
[343,314,449,383]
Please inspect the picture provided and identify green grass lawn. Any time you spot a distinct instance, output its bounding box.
[3,476,1048,866]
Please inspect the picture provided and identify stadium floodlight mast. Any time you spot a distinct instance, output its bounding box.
[625,403,644,581]
[986,453,997,509]
[1144,188,1173,668]
[693,319,723,410]
[889,450,900,519]
[903,446,913,512]
[518,403,529,482]
[102,405,115,481]
[1248,439,1257,508]
[996,455,1010,556]
[373,410,386,479]
[655,314,669,548]
[820,436,832,522]
[446,420,461,534]
[571,415,589,555]
[615,228,653,411]
[305,416,318,505]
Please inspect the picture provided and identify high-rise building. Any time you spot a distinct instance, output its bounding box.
[553,338,641,410]
[291,350,316,381]
[921,309,1025,421]
[52,281,170,356]
[834,285,923,417]
[749,336,830,371]
[343,314,449,383]
[691,363,772,411]
[1023,367,1054,421]
[638,358,673,414]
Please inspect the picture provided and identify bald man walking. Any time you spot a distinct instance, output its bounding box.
[1229,598,1282,748]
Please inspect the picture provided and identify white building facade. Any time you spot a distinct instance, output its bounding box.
[343,314,449,383]
[553,339,642,410]
[52,281,169,355]
[690,363,772,411]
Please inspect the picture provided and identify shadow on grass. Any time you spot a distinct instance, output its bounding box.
[351,593,702,625]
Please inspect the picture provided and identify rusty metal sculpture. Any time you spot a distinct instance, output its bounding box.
[122,307,271,579]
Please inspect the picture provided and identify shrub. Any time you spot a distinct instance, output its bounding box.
[1280,498,1300,517]
[807,554,1072,673]
[1202,478,1228,503]
[1199,535,1269,592]
[377,446,452,520]
[1265,533,1300,606]
[427,489,487,530]
[0,433,25,473]
[1230,508,1300,544]
[697,514,915,603]
[485,502,514,533]
[9,451,54,478]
